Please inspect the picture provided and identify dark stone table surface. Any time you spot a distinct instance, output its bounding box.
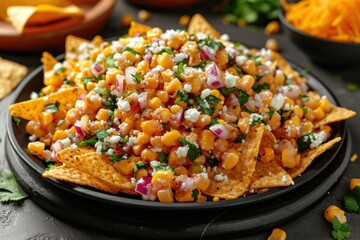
[1,1,359,239]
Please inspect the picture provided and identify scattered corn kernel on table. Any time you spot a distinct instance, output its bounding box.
[1,1,360,239]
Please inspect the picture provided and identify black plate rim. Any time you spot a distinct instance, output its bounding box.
[6,49,346,211]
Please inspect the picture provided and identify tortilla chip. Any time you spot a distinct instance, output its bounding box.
[0,0,72,21]
[91,35,104,47]
[0,58,28,99]
[287,137,341,178]
[41,51,58,72]
[55,146,95,161]
[314,107,356,129]
[271,51,294,75]
[188,13,221,39]
[65,35,90,57]
[9,87,83,121]
[7,4,83,34]
[128,21,152,37]
[260,129,277,148]
[43,165,118,194]
[56,150,134,193]
[204,125,265,199]
[250,161,292,190]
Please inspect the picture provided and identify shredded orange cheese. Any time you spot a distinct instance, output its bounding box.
[281,0,360,43]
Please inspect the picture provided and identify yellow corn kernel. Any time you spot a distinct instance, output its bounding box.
[264,21,280,35]
[141,120,163,135]
[40,112,53,126]
[214,138,228,152]
[132,144,145,156]
[274,70,285,85]
[161,130,182,147]
[152,107,171,122]
[324,205,347,224]
[175,166,188,176]
[168,147,188,168]
[86,81,96,91]
[268,111,281,130]
[304,91,321,109]
[281,148,300,168]
[259,147,275,163]
[267,228,286,240]
[322,125,332,138]
[144,74,159,89]
[52,130,67,142]
[210,89,224,101]
[65,126,76,135]
[28,141,45,155]
[84,91,102,110]
[190,76,203,94]
[291,106,304,119]
[283,97,294,106]
[194,175,210,192]
[152,170,174,188]
[314,107,325,120]
[122,51,137,63]
[239,75,255,92]
[148,97,163,110]
[41,85,55,95]
[137,60,150,75]
[195,114,211,128]
[160,69,174,82]
[237,117,250,134]
[164,78,182,94]
[242,60,256,75]
[175,189,200,202]
[157,187,174,203]
[156,91,169,102]
[147,27,162,39]
[320,96,332,112]
[135,168,148,181]
[350,178,360,191]
[158,53,175,69]
[170,105,182,114]
[283,117,301,138]
[221,148,240,169]
[114,160,135,175]
[95,108,111,121]
[200,130,215,151]
[179,15,190,26]
[39,135,51,146]
[227,67,238,76]
[141,149,159,163]
[150,136,163,148]
[194,155,206,165]
[301,121,313,134]
[136,132,151,145]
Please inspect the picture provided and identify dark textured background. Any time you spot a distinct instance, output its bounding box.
[1,1,360,239]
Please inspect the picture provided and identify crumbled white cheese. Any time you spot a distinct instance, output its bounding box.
[117,99,131,112]
[196,33,207,40]
[281,175,288,183]
[200,89,211,99]
[173,53,187,62]
[162,29,177,40]
[249,113,264,125]
[71,143,77,149]
[128,136,137,146]
[96,53,105,62]
[109,135,121,144]
[131,177,136,186]
[30,91,38,99]
[106,148,114,155]
[176,145,189,158]
[151,147,162,153]
[90,95,99,102]
[113,52,123,61]
[183,83,192,93]
[199,172,208,179]
[150,160,161,168]
[224,72,237,88]
[284,103,290,111]
[220,34,230,41]
[310,131,327,149]
[53,62,63,72]
[184,108,200,123]
[271,93,285,110]
[60,138,71,148]
[235,55,247,65]
[214,173,228,182]
[28,135,36,142]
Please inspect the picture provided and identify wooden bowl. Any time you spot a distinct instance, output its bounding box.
[0,0,115,53]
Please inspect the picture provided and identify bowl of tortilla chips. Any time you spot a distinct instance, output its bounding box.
[6,14,356,208]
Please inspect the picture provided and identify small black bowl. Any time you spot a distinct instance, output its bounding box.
[279,9,360,67]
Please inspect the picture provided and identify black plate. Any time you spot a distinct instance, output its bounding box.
[6,54,346,211]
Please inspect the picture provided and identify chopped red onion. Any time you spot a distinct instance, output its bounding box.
[179,177,195,191]
[115,74,125,96]
[174,108,184,125]
[209,124,230,139]
[205,62,224,88]
[135,176,152,196]
[200,45,216,61]
[281,85,300,99]
[90,63,104,78]
[137,92,147,110]
[74,121,84,136]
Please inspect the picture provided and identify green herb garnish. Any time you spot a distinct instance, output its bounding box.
[44,101,60,113]
[81,77,95,90]
[297,132,315,152]
[109,154,128,162]
[331,216,351,240]
[195,95,221,116]
[122,47,140,55]
[206,156,220,168]
[344,186,360,213]
[252,82,270,93]
[0,169,27,202]
[159,151,168,163]
[175,90,189,104]
[191,188,199,201]
[131,73,143,83]
[179,139,200,161]
[237,89,249,105]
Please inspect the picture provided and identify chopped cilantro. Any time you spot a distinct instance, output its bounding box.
[159,151,168,163]
[157,48,173,55]
[234,133,246,143]
[268,109,275,119]
[81,77,95,90]
[301,107,308,115]
[237,89,249,105]
[123,135,129,143]
[332,216,351,240]
[206,156,220,168]
[209,119,219,127]
[120,33,128,38]
[161,122,167,129]
[153,165,175,174]
[194,61,211,69]
[55,67,66,75]
[38,92,45,97]
[77,129,108,147]
[285,78,294,85]
[343,186,360,213]
[63,78,73,85]
[346,83,359,92]
[106,55,116,68]
[250,117,266,126]
[198,37,225,51]
[44,101,60,113]
[252,82,270,93]
[175,90,189,104]
[131,73,143,83]
[12,116,21,125]
[191,188,199,201]
[299,94,309,102]
[101,91,117,111]
[179,139,200,161]
[56,119,64,127]
[45,164,55,171]
[109,154,128,162]
[189,34,195,41]
[122,47,140,55]
[0,169,27,202]
[121,91,132,99]
[233,65,243,75]
[195,95,221,116]
[297,132,315,152]
[219,87,237,97]
[175,61,186,79]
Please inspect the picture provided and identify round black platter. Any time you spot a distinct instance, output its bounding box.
[6,132,351,239]
[6,55,346,211]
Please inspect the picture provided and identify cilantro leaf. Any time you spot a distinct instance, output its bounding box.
[344,194,360,213]
[179,139,200,161]
[133,162,148,177]
[297,133,315,152]
[55,67,66,75]
[195,95,221,116]
[81,77,95,90]
[268,109,275,119]
[252,82,270,93]
[12,116,21,126]
[175,61,185,79]
[159,151,168,163]
[219,87,237,97]
[237,89,249,105]
[206,156,220,168]
[175,90,190,104]
[77,135,97,147]
[153,165,175,174]
[198,37,225,52]
[157,48,173,55]
[299,94,309,102]
[234,133,246,143]
[101,91,117,111]
[109,154,128,162]
[191,188,199,201]
[131,73,143,83]
[106,55,116,68]
[0,169,27,202]
[44,101,60,113]
[45,164,55,171]
[122,47,140,55]
[209,119,219,127]
[332,216,351,240]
